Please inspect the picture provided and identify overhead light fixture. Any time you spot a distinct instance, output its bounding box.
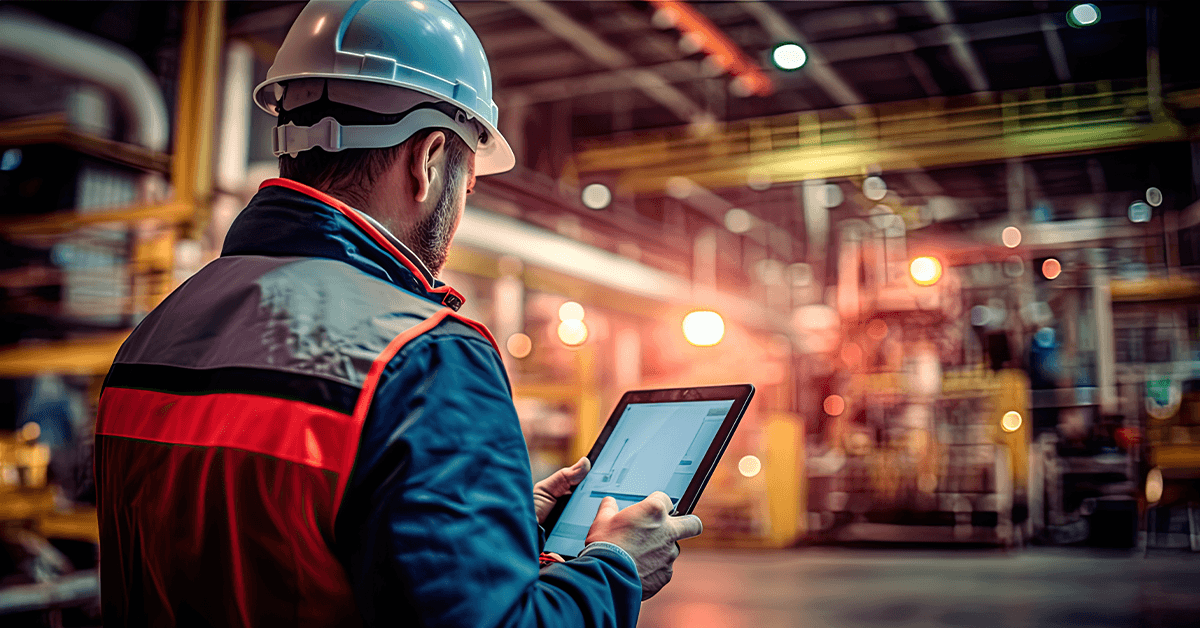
[771,43,807,71]
[1067,3,1101,28]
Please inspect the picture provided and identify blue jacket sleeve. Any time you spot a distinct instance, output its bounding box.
[334,328,641,628]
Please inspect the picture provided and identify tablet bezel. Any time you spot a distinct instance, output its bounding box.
[541,383,755,556]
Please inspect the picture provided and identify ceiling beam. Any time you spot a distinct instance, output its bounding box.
[1040,16,1072,83]
[736,0,869,117]
[506,0,706,123]
[504,6,1137,105]
[506,60,704,105]
[922,0,989,93]
[816,7,1140,64]
[902,52,942,97]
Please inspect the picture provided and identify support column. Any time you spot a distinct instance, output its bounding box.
[1089,248,1117,415]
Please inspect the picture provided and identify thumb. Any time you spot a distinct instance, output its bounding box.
[594,496,620,522]
[669,514,704,541]
[567,456,591,479]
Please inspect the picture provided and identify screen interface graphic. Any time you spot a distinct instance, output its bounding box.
[544,398,735,557]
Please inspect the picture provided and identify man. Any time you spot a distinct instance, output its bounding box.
[94,0,701,626]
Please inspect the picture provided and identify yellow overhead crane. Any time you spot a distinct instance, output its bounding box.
[572,80,1200,193]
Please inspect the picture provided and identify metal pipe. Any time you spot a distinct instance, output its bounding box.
[0,7,169,152]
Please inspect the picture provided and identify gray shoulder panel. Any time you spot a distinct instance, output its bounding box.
[117,256,446,387]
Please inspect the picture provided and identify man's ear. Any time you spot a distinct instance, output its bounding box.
[409,130,447,204]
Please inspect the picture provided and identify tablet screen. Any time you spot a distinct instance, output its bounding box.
[543,398,735,557]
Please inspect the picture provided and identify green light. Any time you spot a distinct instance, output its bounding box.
[1068,3,1100,28]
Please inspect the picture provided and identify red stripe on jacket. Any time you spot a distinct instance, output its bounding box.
[97,388,355,475]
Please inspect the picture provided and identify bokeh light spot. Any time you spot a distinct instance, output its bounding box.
[867,319,888,340]
[558,301,585,322]
[910,256,942,286]
[1042,258,1062,280]
[738,455,762,478]
[0,148,22,171]
[724,208,753,233]
[19,422,40,441]
[557,319,588,346]
[1128,201,1151,223]
[1001,226,1022,248]
[1146,187,1163,207]
[1146,467,1163,503]
[771,43,807,70]
[506,333,532,359]
[1068,3,1100,27]
[682,310,725,346]
[581,183,612,210]
[823,394,845,417]
[1001,411,1022,433]
[862,176,887,201]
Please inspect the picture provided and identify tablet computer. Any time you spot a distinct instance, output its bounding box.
[542,383,755,558]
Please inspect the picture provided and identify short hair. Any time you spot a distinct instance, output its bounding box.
[277,95,470,208]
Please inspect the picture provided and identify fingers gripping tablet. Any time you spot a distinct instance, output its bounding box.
[542,384,753,559]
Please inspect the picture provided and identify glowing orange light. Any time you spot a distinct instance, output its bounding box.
[1042,258,1062,280]
[867,319,888,340]
[738,455,762,477]
[823,394,845,417]
[506,333,532,359]
[909,256,942,286]
[682,310,724,346]
[557,319,588,346]
[1146,467,1163,503]
[1001,411,1022,433]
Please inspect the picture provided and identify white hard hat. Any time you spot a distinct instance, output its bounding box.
[254,0,515,175]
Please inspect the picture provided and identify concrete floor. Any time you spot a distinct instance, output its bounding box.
[638,548,1200,628]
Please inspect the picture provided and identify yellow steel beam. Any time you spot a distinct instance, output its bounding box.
[173,0,224,208]
[574,81,1198,193]
[0,114,170,172]
[0,332,128,377]
[0,200,193,237]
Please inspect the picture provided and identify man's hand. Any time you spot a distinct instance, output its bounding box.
[584,491,703,600]
[534,457,590,524]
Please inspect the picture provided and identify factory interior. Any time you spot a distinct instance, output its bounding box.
[2,1,1200,626]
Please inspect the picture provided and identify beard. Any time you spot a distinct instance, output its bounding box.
[403,183,457,276]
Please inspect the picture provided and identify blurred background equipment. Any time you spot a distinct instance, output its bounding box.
[4,0,1200,624]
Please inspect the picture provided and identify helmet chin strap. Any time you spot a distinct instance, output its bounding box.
[273,107,482,158]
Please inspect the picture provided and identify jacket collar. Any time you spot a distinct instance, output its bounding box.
[221,178,465,311]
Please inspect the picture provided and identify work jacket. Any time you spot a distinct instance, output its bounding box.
[95,178,641,627]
